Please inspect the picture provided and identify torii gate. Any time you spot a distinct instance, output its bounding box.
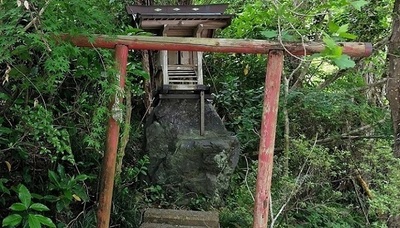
[62,34,372,228]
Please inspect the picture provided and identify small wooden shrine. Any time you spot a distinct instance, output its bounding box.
[126,4,232,135]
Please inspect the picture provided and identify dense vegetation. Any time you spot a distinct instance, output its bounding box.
[1,0,399,227]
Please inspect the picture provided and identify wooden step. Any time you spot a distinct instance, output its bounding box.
[169,80,198,83]
[169,76,198,78]
[168,70,197,76]
[141,209,219,228]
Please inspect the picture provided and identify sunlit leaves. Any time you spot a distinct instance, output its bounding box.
[321,34,357,69]
[260,30,296,41]
[332,54,356,69]
[350,0,369,11]
[328,22,357,40]
[322,21,358,69]
[260,30,278,38]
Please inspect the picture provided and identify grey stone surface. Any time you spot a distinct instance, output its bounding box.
[140,223,208,228]
[146,99,240,202]
[142,208,219,227]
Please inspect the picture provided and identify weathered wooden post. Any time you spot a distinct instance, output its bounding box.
[253,50,284,228]
[97,44,129,228]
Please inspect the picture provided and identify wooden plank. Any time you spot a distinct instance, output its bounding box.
[169,76,197,78]
[168,65,196,70]
[169,80,198,83]
[161,51,168,84]
[127,4,229,15]
[162,25,169,85]
[195,24,204,85]
[200,90,205,135]
[168,71,196,73]
[140,20,229,30]
[163,84,208,91]
[165,29,194,37]
[180,51,190,65]
[168,51,179,65]
[62,34,373,57]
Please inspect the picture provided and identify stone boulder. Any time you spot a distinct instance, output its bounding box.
[146,98,240,203]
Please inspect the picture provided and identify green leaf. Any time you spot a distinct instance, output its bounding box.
[34,215,56,228]
[10,202,28,211]
[333,54,356,69]
[57,165,65,178]
[29,203,50,212]
[336,24,349,35]
[43,195,59,202]
[48,171,60,187]
[339,32,357,40]
[75,174,88,182]
[281,31,295,42]
[31,193,44,200]
[2,214,22,227]
[28,214,41,228]
[56,201,65,212]
[73,186,89,202]
[323,36,337,50]
[331,46,343,58]
[0,179,10,195]
[328,21,340,33]
[260,30,278,38]
[18,184,32,208]
[351,0,369,11]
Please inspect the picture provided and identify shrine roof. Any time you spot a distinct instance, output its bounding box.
[126,4,232,32]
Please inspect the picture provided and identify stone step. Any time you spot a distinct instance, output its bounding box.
[140,223,206,228]
[141,208,219,228]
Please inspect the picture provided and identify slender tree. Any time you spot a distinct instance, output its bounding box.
[388,0,400,158]
[387,2,400,226]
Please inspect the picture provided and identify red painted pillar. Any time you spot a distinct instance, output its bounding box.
[97,44,129,228]
[253,50,284,228]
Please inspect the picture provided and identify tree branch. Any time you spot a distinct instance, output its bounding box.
[23,1,50,32]
[351,78,388,92]
[316,117,389,144]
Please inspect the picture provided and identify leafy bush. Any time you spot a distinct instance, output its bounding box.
[2,185,55,228]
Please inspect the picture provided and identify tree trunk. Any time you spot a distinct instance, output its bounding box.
[387,2,400,228]
[388,0,400,158]
[142,50,153,110]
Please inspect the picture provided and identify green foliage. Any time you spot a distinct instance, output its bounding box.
[0,0,398,227]
[213,75,264,151]
[110,156,150,227]
[220,138,399,227]
[47,165,89,212]
[360,142,400,215]
[13,105,74,163]
[220,158,257,227]
[0,0,138,224]
[2,185,55,228]
[351,0,369,11]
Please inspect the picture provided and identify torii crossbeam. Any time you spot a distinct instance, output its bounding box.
[61,34,372,228]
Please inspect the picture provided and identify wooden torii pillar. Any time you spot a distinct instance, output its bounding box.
[62,34,372,228]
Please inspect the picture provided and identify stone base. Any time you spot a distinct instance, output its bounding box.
[146,99,240,202]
